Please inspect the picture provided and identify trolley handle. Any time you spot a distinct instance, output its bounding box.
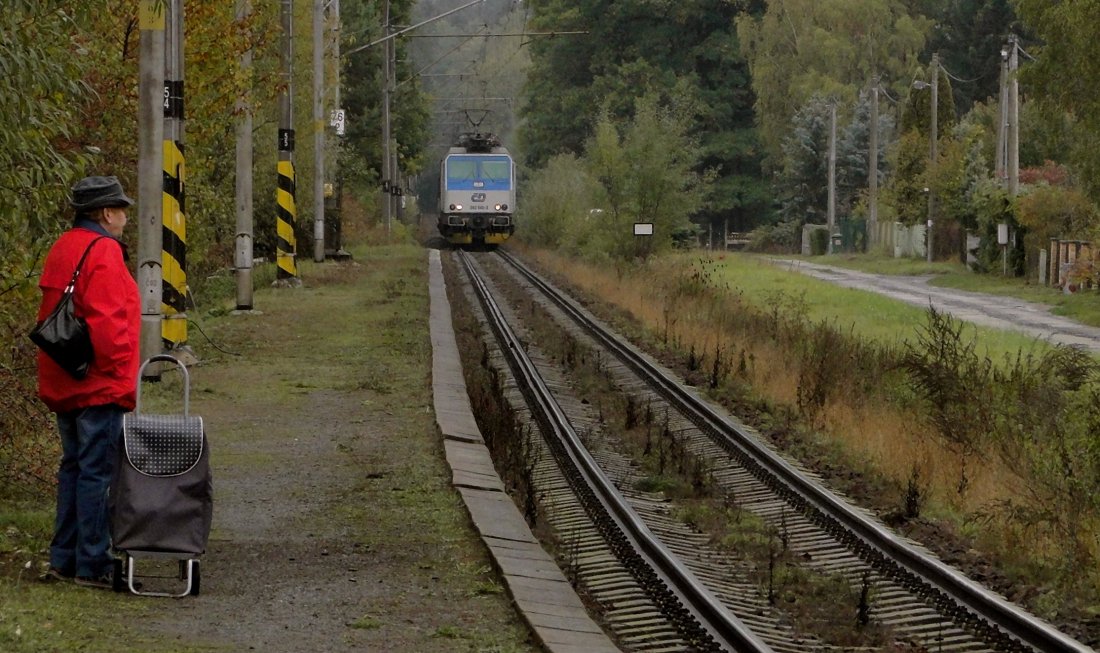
[135,354,190,416]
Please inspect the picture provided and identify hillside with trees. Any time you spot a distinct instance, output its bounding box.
[0,0,435,499]
[514,0,1099,274]
[3,2,1100,642]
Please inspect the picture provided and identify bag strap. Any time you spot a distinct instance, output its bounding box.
[64,236,107,293]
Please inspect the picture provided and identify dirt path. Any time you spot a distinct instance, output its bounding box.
[125,246,537,652]
[770,257,1100,351]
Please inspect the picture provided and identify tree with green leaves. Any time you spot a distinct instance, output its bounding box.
[342,0,431,197]
[736,0,929,170]
[520,0,767,233]
[582,96,708,261]
[518,93,706,262]
[911,0,1023,114]
[1015,0,1100,207]
[775,92,891,230]
[0,3,95,307]
[889,59,957,228]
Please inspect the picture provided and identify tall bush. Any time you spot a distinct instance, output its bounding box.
[514,153,600,252]
[580,95,709,261]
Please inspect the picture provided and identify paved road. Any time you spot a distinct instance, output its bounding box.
[770,258,1100,352]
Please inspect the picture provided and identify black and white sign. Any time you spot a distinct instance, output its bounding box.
[330,109,346,136]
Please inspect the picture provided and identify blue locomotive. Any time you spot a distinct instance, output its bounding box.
[437,133,515,247]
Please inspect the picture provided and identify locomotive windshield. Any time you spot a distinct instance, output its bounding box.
[445,155,511,191]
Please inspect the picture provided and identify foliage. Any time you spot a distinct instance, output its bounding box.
[911,0,1023,114]
[0,4,101,499]
[520,0,767,231]
[899,59,957,137]
[513,153,601,251]
[777,97,834,226]
[736,0,929,169]
[0,4,95,302]
[903,307,1100,565]
[177,2,283,277]
[882,130,927,226]
[746,220,801,253]
[1017,183,1098,247]
[776,92,892,228]
[518,94,708,262]
[929,120,989,231]
[1015,0,1100,205]
[341,0,431,206]
[581,95,709,261]
[966,178,1014,273]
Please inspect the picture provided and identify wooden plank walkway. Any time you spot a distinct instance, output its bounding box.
[428,250,619,653]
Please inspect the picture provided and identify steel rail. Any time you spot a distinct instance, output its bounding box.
[498,250,1092,653]
[459,251,773,653]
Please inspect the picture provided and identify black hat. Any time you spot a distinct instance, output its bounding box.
[70,175,135,212]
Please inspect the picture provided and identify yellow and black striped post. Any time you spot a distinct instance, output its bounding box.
[162,131,191,346]
[276,0,298,283]
[276,148,298,280]
[161,3,191,350]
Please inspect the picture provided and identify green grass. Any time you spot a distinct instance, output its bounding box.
[699,252,1051,357]
[1,240,537,653]
[786,251,1100,328]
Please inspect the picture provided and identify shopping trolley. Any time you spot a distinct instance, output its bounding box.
[110,354,213,597]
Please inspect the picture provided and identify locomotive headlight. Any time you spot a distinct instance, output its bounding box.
[494,204,502,211]
[449,203,463,211]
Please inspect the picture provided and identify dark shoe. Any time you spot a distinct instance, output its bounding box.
[39,567,73,583]
[74,572,118,591]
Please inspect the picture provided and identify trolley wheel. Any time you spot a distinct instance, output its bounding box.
[177,559,201,596]
[189,560,201,596]
[112,558,124,593]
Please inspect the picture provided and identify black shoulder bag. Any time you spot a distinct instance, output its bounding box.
[29,236,106,379]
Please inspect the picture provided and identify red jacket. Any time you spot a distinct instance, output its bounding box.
[37,225,140,413]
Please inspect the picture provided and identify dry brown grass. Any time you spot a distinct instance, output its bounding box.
[518,246,1082,578]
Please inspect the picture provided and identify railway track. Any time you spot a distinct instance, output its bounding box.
[452,249,1091,653]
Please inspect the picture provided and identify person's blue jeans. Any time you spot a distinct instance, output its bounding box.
[50,405,124,578]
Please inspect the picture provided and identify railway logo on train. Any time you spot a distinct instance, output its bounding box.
[438,132,515,247]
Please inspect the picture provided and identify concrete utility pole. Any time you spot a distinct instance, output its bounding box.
[381,0,392,234]
[927,53,939,263]
[329,0,347,256]
[827,101,837,254]
[868,77,879,242]
[342,0,483,235]
[312,0,325,262]
[276,0,300,284]
[235,0,254,310]
[138,1,165,372]
[995,43,1009,186]
[162,0,193,362]
[393,39,403,223]
[332,0,341,114]
[1007,35,1020,198]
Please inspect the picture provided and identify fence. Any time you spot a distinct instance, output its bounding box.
[1047,239,1095,291]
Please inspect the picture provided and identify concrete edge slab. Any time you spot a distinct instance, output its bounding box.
[428,250,619,653]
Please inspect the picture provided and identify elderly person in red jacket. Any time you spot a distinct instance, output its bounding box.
[37,175,140,589]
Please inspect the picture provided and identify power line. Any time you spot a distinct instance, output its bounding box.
[403,30,587,38]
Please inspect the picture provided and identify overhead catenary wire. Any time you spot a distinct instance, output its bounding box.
[1015,41,1037,61]
[397,24,488,88]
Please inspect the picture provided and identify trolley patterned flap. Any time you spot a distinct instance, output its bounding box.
[123,414,205,477]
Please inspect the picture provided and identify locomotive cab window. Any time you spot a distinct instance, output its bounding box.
[447,159,478,181]
[446,155,512,191]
